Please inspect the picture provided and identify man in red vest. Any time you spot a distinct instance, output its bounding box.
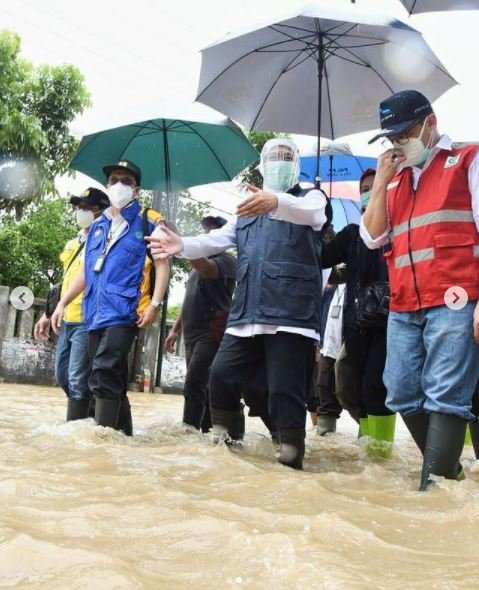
[361,90,479,490]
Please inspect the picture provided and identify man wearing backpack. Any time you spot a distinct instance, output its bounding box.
[34,188,110,421]
[51,160,170,434]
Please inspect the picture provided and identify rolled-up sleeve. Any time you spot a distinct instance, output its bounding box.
[359,217,391,250]
[269,189,327,230]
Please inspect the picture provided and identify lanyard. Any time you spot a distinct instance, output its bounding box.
[334,285,346,306]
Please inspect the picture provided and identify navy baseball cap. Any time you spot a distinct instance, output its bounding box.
[102,159,141,185]
[368,90,433,144]
[70,187,110,209]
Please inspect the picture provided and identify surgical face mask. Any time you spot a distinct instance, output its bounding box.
[393,119,431,168]
[263,161,297,192]
[76,209,94,229]
[107,182,134,209]
[360,190,371,210]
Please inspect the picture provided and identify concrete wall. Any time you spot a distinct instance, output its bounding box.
[0,286,56,385]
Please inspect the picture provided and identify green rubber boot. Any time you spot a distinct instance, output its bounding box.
[464,424,472,447]
[359,417,370,438]
[365,414,396,459]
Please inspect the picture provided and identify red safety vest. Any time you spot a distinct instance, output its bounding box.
[386,145,479,312]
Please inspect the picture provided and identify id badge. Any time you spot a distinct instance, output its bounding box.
[94,254,106,272]
[330,305,342,319]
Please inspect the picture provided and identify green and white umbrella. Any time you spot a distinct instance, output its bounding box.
[70,103,258,193]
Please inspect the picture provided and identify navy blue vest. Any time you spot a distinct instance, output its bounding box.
[228,189,323,330]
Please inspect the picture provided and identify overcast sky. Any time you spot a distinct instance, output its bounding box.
[3,0,479,209]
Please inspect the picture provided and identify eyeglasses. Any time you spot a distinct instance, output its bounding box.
[264,151,295,162]
[381,119,425,148]
[108,175,137,187]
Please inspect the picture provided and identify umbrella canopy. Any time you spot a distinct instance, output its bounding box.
[300,142,376,184]
[196,5,455,142]
[70,115,258,193]
[331,198,362,231]
[399,0,479,14]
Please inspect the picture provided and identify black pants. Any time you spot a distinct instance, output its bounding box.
[359,328,391,416]
[184,337,219,431]
[209,332,315,431]
[88,325,138,401]
[343,326,391,417]
[317,354,342,418]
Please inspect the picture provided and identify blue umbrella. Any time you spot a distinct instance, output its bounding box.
[331,198,362,232]
[300,143,377,193]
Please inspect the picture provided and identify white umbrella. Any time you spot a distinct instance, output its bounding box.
[196,4,455,182]
[399,0,479,14]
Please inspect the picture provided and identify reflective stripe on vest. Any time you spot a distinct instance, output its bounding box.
[395,248,434,269]
[395,244,479,268]
[392,209,475,238]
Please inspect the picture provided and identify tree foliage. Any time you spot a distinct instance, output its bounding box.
[0,30,91,214]
[0,198,77,296]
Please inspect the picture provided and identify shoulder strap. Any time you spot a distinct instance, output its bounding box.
[65,240,85,274]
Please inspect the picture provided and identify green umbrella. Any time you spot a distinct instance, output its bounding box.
[70,114,258,192]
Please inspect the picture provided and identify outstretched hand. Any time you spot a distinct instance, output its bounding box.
[236,183,279,217]
[145,226,183,259]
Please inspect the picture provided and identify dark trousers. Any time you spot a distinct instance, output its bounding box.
[359,328,391,416]
[184,337,219,431]
[341,327,391,417]
[209,332,315,430]
[317,354,342,418]
[88,325,138,401]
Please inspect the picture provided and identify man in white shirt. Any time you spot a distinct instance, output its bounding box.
[148,139,327,469]
[361,90,479,490]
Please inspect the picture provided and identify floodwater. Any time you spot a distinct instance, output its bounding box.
[1,384,478,590]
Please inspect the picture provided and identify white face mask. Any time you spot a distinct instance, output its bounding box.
[76,209,95,229]
[107,183,134,209]
[393,118,430,168]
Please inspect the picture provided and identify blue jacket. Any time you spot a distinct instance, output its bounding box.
[227,189,323,331]
[83,200,155,331]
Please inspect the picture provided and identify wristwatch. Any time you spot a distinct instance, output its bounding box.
[150,299,161,309]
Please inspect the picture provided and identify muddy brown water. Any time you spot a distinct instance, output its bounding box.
[1,384,478,589]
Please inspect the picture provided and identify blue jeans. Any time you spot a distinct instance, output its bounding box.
[55,322,91,400]
[384,303,479,420]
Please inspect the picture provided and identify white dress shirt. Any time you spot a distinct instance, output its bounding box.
[162,189,327,341]
[360,135,479,248]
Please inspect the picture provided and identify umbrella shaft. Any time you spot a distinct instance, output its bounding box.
[315,25,324,189]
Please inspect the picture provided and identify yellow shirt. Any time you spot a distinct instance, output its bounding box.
[59,236,85,323]
[137,208,165,314]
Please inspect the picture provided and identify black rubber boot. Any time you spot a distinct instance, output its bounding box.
[95,398,121,430]
[200,405,212,434]
[182,398,206,430]
[469,420,479,460]
[419,412,467,491]
[210,407,245,445]
[278,428,306,470]
[402,412,429,455]
[66,398,91,421]
[117,395,133,436]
